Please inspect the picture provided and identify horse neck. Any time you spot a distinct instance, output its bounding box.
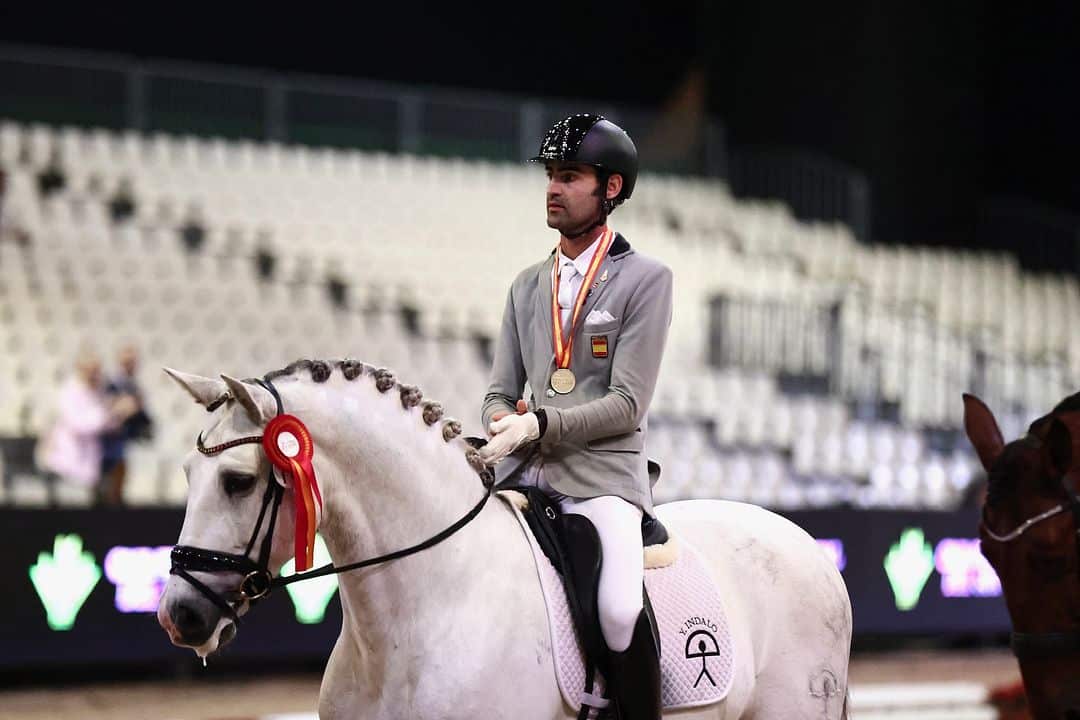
[285,374,496,644]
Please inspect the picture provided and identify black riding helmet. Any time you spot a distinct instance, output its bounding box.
[530,113,638,213]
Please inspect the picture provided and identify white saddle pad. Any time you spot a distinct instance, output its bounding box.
[499,492,734,714]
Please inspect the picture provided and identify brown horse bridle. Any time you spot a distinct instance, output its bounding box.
[981,441,1080,661]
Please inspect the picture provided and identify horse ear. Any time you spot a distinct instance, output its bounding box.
[220,375,276,426]
[164,368,227,408]
[963,393,1005,471]
[1045,418,1072,476]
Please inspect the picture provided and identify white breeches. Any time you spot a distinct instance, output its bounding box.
[520,464,645,652]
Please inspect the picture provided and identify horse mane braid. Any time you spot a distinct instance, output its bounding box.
[262,360,481,464]
[309,360,332,383]
[442,418,462,441]
[422,401,444,426]
[340,358,365,380]
[399,384,423,409]
[373,367,396,393]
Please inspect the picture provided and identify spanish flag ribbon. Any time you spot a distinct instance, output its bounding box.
[550,228,614,369]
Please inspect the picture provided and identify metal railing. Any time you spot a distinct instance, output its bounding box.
[0,43,725,175]
[0,43,878,238]
[729,147,871,242]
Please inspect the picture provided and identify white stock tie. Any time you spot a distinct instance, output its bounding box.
[558,260,579,329]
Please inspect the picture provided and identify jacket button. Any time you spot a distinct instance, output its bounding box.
[546,388,556,398]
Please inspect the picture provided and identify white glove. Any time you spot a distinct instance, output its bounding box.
[479,412,540,466]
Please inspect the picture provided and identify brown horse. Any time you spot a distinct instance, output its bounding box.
[963,392,1080,719]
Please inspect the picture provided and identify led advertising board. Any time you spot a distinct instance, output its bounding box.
[786,509,1007,634]
[0,509,339,669]
[0,506,1008,669]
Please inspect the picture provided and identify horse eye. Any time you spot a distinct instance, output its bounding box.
[223,472,257,496]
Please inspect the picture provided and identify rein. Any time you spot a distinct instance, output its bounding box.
[170,376,494,623]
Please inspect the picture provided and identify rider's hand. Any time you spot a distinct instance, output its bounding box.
[479,408,539,466]
[490,400,529,424]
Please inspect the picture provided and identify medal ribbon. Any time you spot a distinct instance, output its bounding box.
[550,228,613,369]
[263,415,323,571]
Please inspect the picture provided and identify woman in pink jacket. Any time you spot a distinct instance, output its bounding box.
[38,350,137,492]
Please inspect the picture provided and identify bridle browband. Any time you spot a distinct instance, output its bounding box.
[196,431,263,457]
[170,376,495,626]
[980,434,1080,661]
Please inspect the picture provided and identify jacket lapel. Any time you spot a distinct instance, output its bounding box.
[536,250,556,356]
[575,233,631,336]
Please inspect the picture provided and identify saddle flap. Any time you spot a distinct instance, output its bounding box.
[498,490,735,713]
[502,487,659,680]
[561,513,610,669]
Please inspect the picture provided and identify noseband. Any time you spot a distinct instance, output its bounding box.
[981,446,1080,661]
[169,376,494,625]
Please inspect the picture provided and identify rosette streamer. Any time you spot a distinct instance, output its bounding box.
[262,415,322,570]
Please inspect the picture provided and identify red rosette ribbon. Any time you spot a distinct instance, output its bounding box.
[263,414,323,571]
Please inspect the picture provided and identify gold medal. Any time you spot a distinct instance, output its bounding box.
[551,368,576,394]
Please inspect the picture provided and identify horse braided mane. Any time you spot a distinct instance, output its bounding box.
[259,358,488,479]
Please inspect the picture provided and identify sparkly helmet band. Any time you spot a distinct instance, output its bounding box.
[531,113,604,163]
[529,113,639,206]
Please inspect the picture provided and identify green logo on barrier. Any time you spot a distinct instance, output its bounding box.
[884,527,935,611]
[281,535,338,624]
[29,534,102,630]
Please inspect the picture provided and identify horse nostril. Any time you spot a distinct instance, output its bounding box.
[220,622,236,647]
[173,601,210,645]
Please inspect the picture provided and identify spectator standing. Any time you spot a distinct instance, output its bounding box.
[37,350,138,502]
[100,345,153,506]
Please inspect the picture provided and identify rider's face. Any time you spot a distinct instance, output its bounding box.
[544,162,602,234]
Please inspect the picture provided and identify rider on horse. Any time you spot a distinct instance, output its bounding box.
[480,113,674,720]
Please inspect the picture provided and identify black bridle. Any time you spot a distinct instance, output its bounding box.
[981,450,1080,661]
[169,376,494,625]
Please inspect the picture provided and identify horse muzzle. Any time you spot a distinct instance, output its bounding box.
[159,578,240,655]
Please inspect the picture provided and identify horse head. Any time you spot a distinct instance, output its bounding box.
[964,392,1080,716]
[156,368,302,658]
[155,358,485,663]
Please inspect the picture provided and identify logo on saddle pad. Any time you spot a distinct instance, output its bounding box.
[680,616,721,688]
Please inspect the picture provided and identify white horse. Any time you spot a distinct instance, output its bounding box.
[158,359,852,719]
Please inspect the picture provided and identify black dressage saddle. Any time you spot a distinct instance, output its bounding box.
[463,436,665,703]
[500,485,665,684]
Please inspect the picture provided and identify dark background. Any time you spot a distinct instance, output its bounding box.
[2,2,1077,249]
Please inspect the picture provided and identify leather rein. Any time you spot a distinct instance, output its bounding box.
[169,376,494,623]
